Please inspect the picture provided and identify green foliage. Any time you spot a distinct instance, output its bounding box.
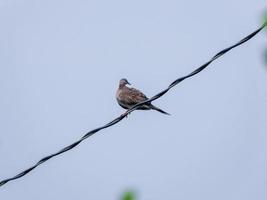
[121,190,136,200]
[263,12,267,27]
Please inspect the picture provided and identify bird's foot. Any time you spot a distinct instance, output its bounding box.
[121,111,130,118]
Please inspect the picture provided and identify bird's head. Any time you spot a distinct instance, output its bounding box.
[119,78,131,87]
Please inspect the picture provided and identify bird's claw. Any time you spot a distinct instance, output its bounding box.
[121,111,130,118]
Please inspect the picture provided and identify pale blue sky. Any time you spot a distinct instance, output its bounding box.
[0,0,266,199]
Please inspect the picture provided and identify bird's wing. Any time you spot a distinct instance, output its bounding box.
[128,87,148,102]
[120,87,148,106]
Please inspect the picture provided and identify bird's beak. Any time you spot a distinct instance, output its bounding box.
[127,81,131,85]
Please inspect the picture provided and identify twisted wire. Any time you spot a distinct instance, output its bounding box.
[0,23,266,187]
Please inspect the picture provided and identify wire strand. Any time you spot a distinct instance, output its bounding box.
[0,23,266,187]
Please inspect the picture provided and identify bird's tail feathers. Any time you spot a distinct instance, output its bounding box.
[150,105,170,115]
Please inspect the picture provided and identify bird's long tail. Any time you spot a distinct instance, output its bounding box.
[150,104,170,115]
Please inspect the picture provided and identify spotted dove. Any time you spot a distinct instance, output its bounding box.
[116,78,170,115]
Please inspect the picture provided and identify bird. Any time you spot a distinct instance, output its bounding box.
[116,78,170,115]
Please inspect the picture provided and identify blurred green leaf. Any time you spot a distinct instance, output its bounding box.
[263,12,267,27]
[121,191,136,200]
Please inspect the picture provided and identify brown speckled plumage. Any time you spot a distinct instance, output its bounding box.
[116,78,170,115]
